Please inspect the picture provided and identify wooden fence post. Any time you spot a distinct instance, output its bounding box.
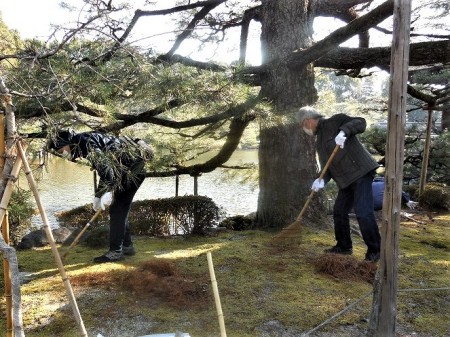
[368,1,411,336]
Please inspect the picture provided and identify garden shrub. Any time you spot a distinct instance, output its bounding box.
[419,183,450,210]
[57,195,220,236]
[220,214,255,231]
[361,127,450,185]
[129,195,220,236]
[83,225,109,248]
[8,188,35,245]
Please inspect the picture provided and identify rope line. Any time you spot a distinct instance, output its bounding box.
[301,286,450,336]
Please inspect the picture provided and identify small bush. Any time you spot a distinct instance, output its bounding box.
[83,225,109,248]
[8,188,35,245]
[57,195,220,237]
[220,215,255,231]
[419,183,450,210]
[130,195,220,236]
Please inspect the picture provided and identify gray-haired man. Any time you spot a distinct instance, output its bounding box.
[296,106,381,262]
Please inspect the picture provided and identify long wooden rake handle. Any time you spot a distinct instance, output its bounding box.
[295,144,340,222]
[63,209,102,260]
[275,145,340,238]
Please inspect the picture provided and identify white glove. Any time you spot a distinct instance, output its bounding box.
[406,200,418,210]
[99,192,113,210]
[311,178,325,192]
[335,130,347,148]
[93,197,101,211]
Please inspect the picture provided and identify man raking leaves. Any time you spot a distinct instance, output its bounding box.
[296,106,381,263]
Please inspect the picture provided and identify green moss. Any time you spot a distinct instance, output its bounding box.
[0,213,449,336]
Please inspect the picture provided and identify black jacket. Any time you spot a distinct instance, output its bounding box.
[68,132,146,195]
[315,114,379,189]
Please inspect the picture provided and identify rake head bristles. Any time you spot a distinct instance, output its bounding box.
[271,220,302,244]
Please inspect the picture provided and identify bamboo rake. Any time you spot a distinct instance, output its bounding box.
[207,252,227,337]
[16,141,88,337]
[273,145,340,241]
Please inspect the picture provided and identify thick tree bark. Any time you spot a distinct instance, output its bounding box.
[257,0,320,228]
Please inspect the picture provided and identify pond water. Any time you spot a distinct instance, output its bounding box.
[21,150,259,228]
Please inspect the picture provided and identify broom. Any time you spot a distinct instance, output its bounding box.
[273,144,340,241]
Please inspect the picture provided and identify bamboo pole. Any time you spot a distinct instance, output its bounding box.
[0,234,24,337]
[16,140,88,337]
[418,107,433,196]
[207,252,227,337]
[2,213,13,337]
[0,111,5,169]
[0,150,24,224]
[0,78,25,337]
[0,101,13,337]
[0,137,23,337]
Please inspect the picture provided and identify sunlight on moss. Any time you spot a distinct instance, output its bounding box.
[154,243,227,259]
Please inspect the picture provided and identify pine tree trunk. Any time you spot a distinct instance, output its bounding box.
[257,0,321,228]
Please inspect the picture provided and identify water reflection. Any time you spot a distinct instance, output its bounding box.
[23,150,259,228]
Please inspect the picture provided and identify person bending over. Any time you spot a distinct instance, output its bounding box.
[48,129,153,263]
[372,176,418,211]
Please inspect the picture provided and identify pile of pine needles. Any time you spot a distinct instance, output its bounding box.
[313,254,378,283]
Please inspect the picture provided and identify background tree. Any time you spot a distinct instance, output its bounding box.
[0,0,449,228]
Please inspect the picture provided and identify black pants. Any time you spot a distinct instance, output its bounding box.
[333,171,381,254]
[108,162,146,251]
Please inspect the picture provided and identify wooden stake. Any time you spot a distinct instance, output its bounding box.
[369,1,412,336]
[16,141,88,337]
[207,252,227,337]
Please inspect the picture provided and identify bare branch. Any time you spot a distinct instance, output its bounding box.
[106,93,261,132]
[314,40,450,69]
[146,112,256,177]
[238,6,261,64]
[136,0,226,16]
[156,54,226,71]
[163,1,224,59]
[287,0,394,70]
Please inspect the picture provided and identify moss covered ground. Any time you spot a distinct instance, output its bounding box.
[0,212,449,337]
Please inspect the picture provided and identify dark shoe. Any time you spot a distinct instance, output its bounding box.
[365,251,380,263]
[122,245,136,256]
[324,246,353,255]
[93,250,124,263]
